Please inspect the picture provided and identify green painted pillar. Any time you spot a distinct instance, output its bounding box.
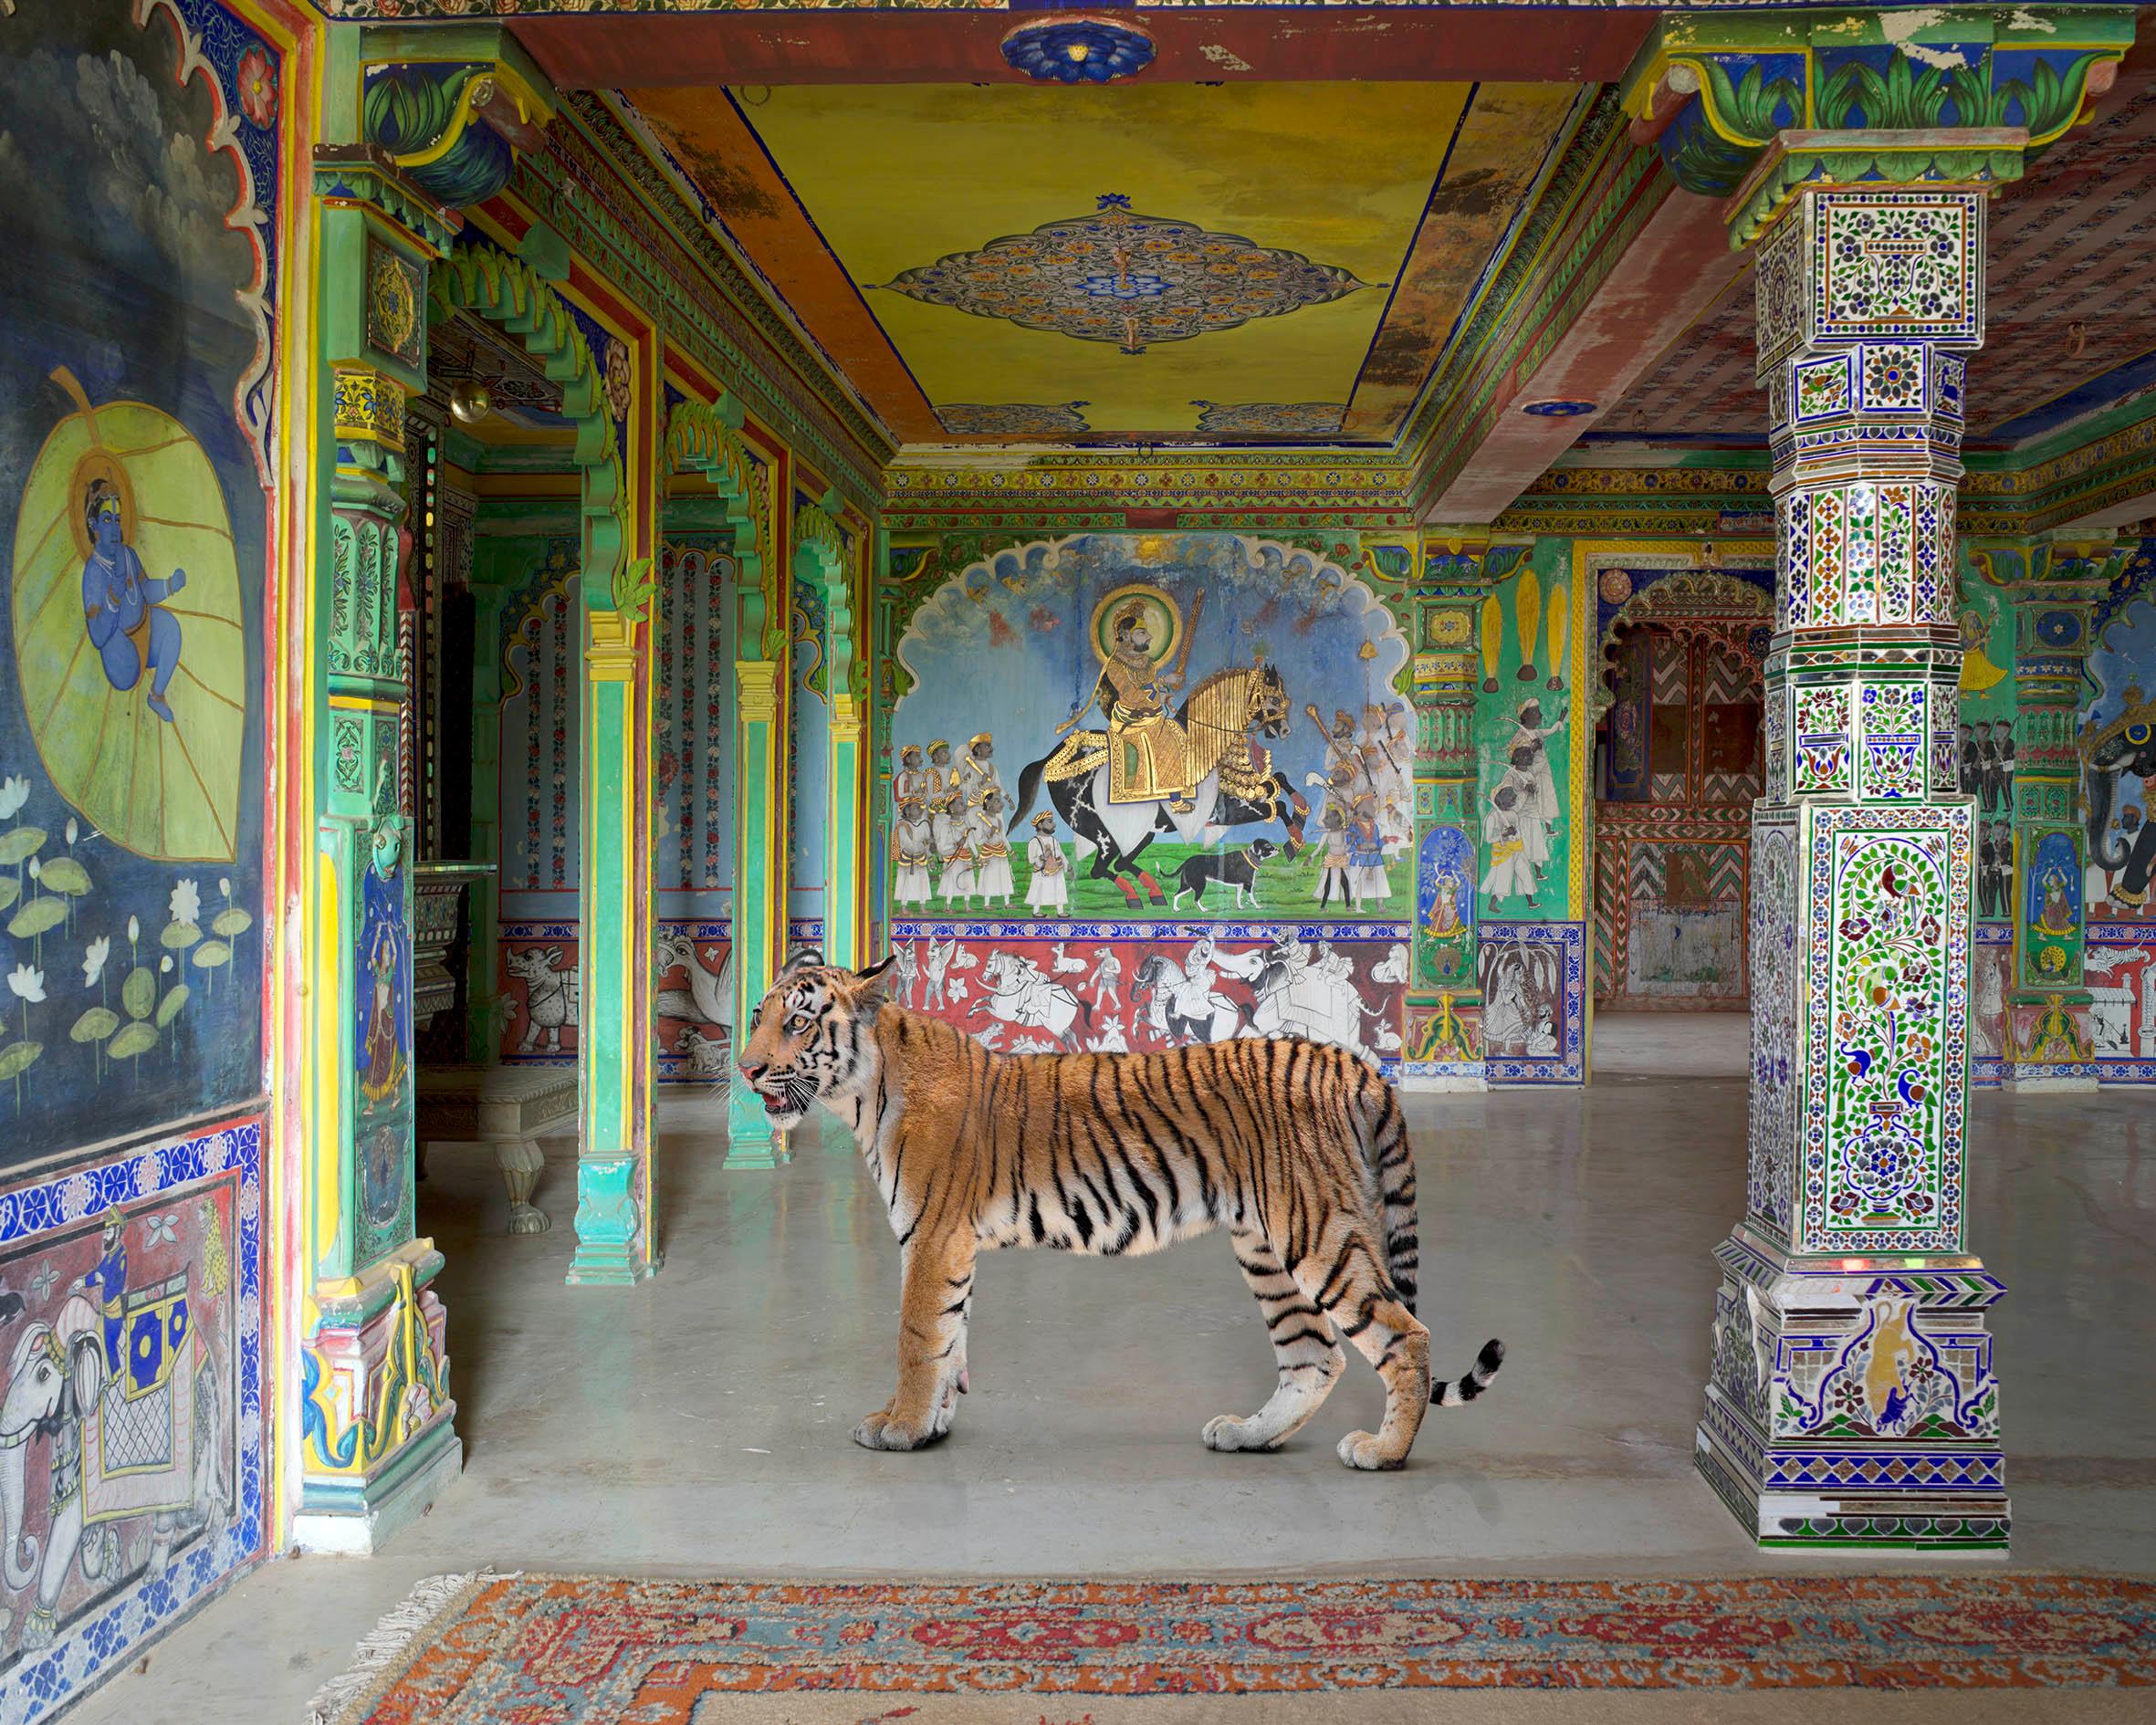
[294,143,461,1551]
[1403,535,1501,1089]
[798,495,865,970]
[568,603,659,1281]
[729,447,791,1165]
[2002,540,2115,1088]
[728,653,789,1165]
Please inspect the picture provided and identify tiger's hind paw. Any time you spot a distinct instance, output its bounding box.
[1335,1429,1407,1471]
[1201,1414,1280,1453]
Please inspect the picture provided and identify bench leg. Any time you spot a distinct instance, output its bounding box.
[492,1134,550,1235]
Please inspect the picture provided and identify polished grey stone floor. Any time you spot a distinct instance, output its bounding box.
[69,1060,2156,1723]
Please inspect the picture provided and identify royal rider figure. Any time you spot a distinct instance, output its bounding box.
[1101,601,1196,813]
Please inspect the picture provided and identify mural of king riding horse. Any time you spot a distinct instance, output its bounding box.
[2084,701,2156,913]
[1006,657,1308,906]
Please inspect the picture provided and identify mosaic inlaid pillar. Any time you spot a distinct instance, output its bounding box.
[2002,550,2112,1088]
[1695,186,2007,1551]
[1403,538,1491,1089]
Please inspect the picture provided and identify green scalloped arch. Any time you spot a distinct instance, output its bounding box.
[430,245,626,613]
[666,400,775,658]
[792,500,851,702]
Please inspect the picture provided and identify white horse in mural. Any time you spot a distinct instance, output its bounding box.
[969,951,1091,1051]
[1217,937,1381,1058]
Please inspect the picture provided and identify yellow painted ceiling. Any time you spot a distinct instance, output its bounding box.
[734,82,1472,437]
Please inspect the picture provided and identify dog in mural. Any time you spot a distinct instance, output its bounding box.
[505,946,580,1054]
[738,951,1504,1469]
[1169,838,1281,911]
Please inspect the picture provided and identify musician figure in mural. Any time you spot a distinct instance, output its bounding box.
[1025,811,1069,913]
[893,792,934,908]
[1011,581,1306,903]
[1504,701,1567,883]
[80,478,187,723]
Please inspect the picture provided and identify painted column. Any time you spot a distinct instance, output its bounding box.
[295,177,461,1547]
[1695,184,2007,1550]
[465,585,508,1061]
[2001,543,2114,1088]
[800,496,867,970]
[1402,536,1496,1089]
[729,452,793,1166]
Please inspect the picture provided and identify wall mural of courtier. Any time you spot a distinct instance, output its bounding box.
[892,536,1409,918]
[0,0,272,1155]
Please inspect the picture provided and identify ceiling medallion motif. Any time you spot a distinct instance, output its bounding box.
[1190,401,1348,437]
[936,401,1094,437]
[1000,16,1156,85]
[873,194,1376,356]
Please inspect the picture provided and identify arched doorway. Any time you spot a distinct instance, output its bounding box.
[1591,570,1772,1015]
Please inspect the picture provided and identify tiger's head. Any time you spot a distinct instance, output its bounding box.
[738,948,898,1131]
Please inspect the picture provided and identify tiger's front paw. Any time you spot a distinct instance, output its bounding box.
[853,1406,952,1452]
[1201,1414,1277,1453]
[1335,1429,1407,1471]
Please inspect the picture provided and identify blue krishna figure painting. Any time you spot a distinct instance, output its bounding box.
[0,0,271,1156]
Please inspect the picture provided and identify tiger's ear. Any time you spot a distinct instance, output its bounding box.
[776,946,825,984]
[853,952,899,1009]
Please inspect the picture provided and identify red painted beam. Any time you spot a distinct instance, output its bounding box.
[514,9,1652,90]
[1423,183,1746,524]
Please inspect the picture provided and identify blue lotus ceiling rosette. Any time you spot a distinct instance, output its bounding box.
[874,194,1376,356]
[1000,16,1156,85]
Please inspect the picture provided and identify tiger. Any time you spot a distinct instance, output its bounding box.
[737,950,1504,1470]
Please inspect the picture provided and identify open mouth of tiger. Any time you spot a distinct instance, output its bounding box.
[757,1074,813,1124]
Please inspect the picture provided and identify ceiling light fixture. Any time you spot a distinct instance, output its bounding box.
[448,380,494,425]
[1521,399,1597,419]
[1001,16,1156,84]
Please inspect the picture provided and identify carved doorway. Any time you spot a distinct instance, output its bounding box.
[1593,608,1766,1011]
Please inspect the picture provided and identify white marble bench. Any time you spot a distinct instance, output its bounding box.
[416,1065,577,1234]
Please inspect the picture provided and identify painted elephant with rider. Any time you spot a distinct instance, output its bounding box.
[0,1261,228,1650]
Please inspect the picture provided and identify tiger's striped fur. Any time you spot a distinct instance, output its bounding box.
[738,951,1504,1469]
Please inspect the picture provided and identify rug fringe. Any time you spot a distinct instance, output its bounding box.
[304,1567,512,1725]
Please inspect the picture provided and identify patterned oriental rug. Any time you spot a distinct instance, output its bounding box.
[308,1573,2155,1725]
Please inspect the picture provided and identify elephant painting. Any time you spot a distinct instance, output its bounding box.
[0,1205,233,1657]
[2083,709,2156,915]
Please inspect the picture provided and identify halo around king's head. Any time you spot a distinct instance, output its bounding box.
[1088,581,1180,667]
[11,368,244,862]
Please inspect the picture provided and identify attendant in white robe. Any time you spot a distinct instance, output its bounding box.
[1024,811,1069,913]
[971,790,1015,908]
[893,796,934,907]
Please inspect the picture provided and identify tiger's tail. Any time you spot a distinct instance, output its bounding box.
[1354,1076,1419,1316]
[1434,1339,1506,1407]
